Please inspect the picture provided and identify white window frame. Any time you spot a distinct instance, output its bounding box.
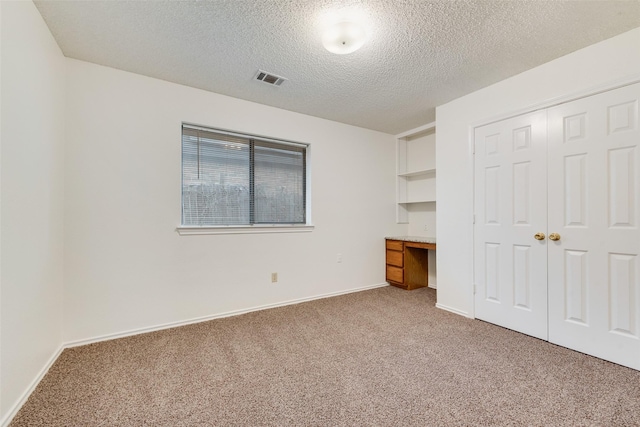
[176,123,313,235]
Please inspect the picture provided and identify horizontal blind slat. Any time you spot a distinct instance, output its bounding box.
[182,127,251,226]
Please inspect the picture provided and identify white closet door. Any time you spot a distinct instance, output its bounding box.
[474,111,548,340]
[548,83,640,370]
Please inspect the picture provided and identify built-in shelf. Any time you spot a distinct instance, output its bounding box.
[397,168,436,178]
[396,122,436,224]
[394,122,438,288]
[398,199,436,204]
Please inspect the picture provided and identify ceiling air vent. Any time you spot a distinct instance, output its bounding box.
[255,69,287,86]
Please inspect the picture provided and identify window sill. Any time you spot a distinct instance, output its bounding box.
[176,224,315,236]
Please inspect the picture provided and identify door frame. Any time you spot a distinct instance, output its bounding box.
[469,73,640,319]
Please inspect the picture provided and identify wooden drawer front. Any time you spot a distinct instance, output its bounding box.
[386,240,404,251]
[405,241,436,250]
[386,265,403,284]
[386,250,403,267]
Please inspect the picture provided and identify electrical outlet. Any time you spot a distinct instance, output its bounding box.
[337,253,342,263]
[423,225,428,232]
[271,272,278,283]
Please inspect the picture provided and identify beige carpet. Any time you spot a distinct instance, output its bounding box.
[10,286,640,426]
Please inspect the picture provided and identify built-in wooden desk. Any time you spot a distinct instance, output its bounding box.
[385,236,436,290]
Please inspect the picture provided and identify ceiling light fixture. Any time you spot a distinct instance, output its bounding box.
[322,21,367,54]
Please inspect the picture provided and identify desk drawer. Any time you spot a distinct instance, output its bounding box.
[386,240,403,251]
[386,250,403,267]
[386,265,403,284]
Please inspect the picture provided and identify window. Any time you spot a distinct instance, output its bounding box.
[181,124,308,228]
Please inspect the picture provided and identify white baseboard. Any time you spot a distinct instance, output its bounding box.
[65,282,390,348]
[435,302,472,318]
[1,344,65,427]
[3,282,389,425]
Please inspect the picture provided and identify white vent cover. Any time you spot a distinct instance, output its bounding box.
[255,69,287,86]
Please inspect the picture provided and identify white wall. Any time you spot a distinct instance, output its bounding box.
[436,27,640,316]
[64,59,404,343]
[0,1,66,423]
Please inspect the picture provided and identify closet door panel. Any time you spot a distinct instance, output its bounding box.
[474,111,548,340]
[548,82,640,370]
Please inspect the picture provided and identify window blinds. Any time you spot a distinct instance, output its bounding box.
[182,125,306,226]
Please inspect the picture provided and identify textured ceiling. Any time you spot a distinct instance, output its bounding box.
[34,0,640,135]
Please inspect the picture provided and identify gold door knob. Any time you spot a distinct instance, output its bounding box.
[534,233,546,240]
[549,233,561,241]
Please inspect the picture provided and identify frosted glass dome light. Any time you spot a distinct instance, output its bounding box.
[322,21,367,54]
